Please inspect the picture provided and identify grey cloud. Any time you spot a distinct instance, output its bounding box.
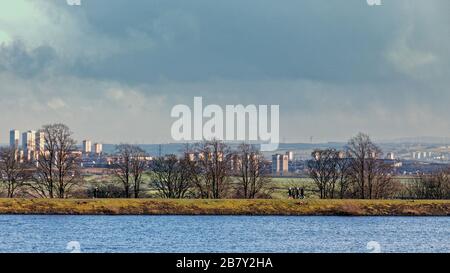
[6,0,450,85]
[0,41,57,77]
[1,0,450,143]
[52,0,406,84]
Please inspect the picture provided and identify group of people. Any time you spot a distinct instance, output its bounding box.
[288,187,305,199]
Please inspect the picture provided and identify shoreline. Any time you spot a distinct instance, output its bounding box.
[0,199,449,216]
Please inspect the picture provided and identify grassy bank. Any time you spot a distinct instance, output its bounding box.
[0,199,449,216]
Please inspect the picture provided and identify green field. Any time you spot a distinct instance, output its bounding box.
[270,177,317,199]
[81,175,418,199]
[0,198,448,216]
[82,174,316,199]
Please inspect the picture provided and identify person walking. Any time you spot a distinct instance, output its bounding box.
[93,187,99,199]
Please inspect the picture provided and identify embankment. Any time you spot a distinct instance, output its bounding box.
[0,199,449,216]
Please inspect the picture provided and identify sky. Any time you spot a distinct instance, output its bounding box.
[0,0,449,144]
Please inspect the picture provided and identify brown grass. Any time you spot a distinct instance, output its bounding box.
[0,198,449,216]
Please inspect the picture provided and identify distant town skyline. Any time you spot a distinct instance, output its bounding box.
[3,126,450,146]
[1,1,450,144]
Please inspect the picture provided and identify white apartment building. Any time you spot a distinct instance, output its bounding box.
[82,140,92,154]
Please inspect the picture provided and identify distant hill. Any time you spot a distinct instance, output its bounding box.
[379,137,450,144]
[101,142,347,157]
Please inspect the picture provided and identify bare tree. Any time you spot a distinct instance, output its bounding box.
[335,155,352,199]
[0,147,28,197]
[346,133,369,199]
[178,144,206,198]
[307,149,339,199]
[234,143,272,199]
[365,144,383,199]
[31,124,81,198]
[113,144,148,198]
[131,146,148,198]
[150,155,193,198]
[370,160,398,199]
[113,145,132,198]
[185,154,209,199]
[195,139,232,199]
[346,133,395,199]
[346,133,376,199]
[408,171,450,200]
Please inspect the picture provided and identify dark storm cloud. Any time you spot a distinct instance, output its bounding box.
[56,0,410,84]
[1,0,450,143]
[0,41,57,77]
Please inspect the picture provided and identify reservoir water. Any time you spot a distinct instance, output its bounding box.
[0,215,448,253]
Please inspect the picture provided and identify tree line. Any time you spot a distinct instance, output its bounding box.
[0,124,82,198]
[1,125,449,200]
[0,124,273,199]
[307,133,450,199]
[149,141,272,199]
